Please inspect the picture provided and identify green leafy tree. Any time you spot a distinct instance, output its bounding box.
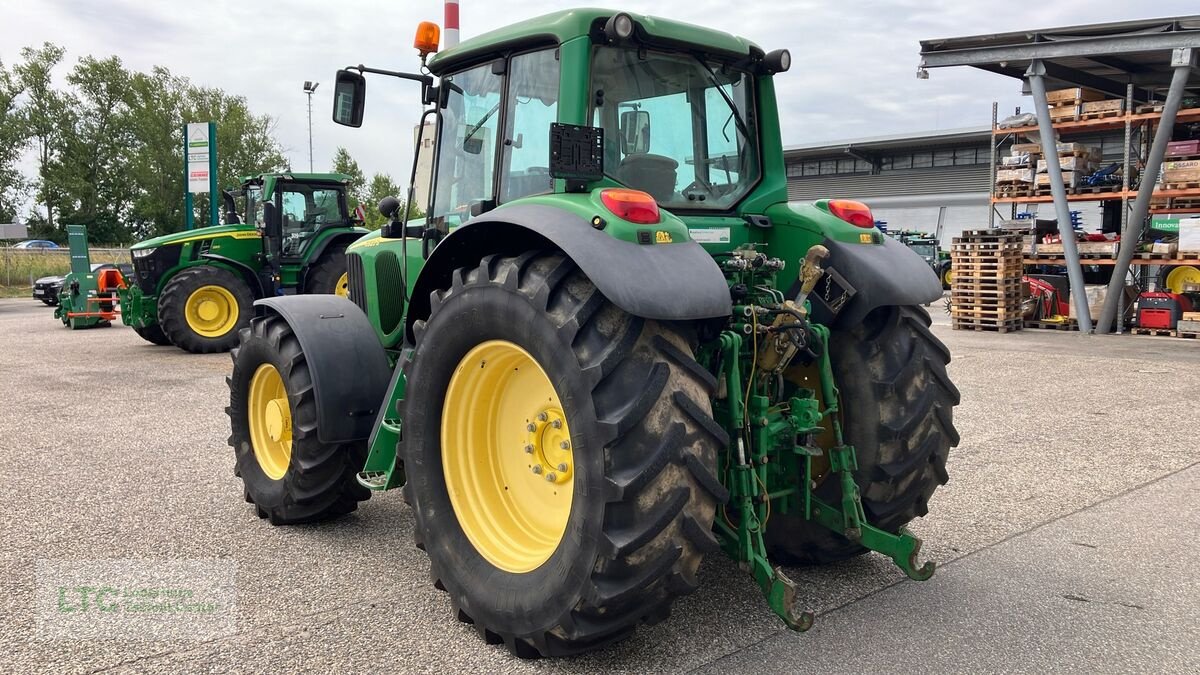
[0,59,27,223]
[13,43,69,233]
[363,172,402,229]
[52,56,138,243]
[125,67,189,239]
[331,147,367,212]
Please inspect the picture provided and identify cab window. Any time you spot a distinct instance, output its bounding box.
[501,49,560,202]
[432,62,503,220]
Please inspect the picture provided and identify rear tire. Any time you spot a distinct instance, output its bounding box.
[132,323,172,346]
[765,305,959,565]
[304,246,349,297]
[227,314,370,524]
[158,266,253,353]
[401,252,725,657]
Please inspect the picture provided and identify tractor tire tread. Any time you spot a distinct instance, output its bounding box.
[227,313,370,525]
[402,251,720,658]
[765,305,958,566]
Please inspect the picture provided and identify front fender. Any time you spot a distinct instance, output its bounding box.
[406,203,731,341]
[254,295,391,443]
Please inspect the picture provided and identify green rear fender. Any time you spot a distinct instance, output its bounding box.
[763,201,942,327]
[404,194,732,342]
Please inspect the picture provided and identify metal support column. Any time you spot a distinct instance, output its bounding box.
[989,102,998,228]
[1027,60,1093,333]
[1096,48,1195,333]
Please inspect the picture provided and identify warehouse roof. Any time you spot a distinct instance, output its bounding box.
[784,126,990,158]
[919,15,1200,101]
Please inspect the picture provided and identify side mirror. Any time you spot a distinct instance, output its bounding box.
[332,70,366,128]
[262,203,282,239]
[619,109,651,155]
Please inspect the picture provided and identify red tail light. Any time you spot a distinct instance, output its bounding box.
[827,199,875,228]
[600,189,660,224]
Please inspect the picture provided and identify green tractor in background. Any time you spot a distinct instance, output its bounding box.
[122,173,367,352]
[878,224,952,289]
[225,10,959,657]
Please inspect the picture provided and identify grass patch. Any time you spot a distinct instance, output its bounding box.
[0,248,130,290]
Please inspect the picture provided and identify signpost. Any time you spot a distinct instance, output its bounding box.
[183,122,219,230]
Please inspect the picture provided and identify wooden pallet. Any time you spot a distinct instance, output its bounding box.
[1131,327,1177,337]
[951,287,1022,298]
[951,278,1023,289]
[952,318,1022,333]
[1178,331,1199,339]
[1136,103,1164,114]
[1162,181,1200,191]
[1024,318,1079,331]
[1131,251,1173,260]
[1025,252,1117,260]
[1079,107,1124,121]
[956,229,1023,241]
[995,183,1033,196]
[1072,185,1122,195]
[951,241,1023,252]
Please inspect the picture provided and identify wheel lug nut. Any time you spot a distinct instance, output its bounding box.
[551,419,562,429]
[524,444,534,454]
[557,463,568,472]
[559,440,570,450]
[545,473,556,482]
[531,465,542,475]
[526,423,537,432]
[537,412,548,422]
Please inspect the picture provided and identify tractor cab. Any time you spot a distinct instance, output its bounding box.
[236,173,355,262]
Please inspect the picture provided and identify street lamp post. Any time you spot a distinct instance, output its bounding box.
[303,81,319,172]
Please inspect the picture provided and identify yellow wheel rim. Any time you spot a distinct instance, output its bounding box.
[184,285,239,338]
[943,267,954,286]
[441,340,574,573]
[334,272,350,297]
[247,364,292,480]
[1164,265,1200,295]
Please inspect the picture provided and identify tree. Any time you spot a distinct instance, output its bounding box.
[52,55,138,243]
[0,59,27,223]
[331,147,367,212]
[13,43,69,232]
[363,172,402,229]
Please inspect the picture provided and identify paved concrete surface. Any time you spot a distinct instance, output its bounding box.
[2,297,1198,673]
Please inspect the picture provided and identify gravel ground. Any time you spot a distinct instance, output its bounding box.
[2,297,1197,673]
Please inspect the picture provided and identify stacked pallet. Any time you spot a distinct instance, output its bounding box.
[1046,87,1118,122]
[950,230,1023,333]
[1034,142,1102,194]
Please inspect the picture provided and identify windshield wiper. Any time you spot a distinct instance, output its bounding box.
[694,58,751,144]
[463,101,501,145]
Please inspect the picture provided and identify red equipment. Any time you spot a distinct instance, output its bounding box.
[1137,292,1193,329]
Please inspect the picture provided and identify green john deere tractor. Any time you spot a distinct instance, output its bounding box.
[122,173,367,352]
[226,10,959,657]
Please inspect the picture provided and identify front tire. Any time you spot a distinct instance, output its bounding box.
[401,252,726,657]
[766,305,959,565]
[227,314,370,524]
[304,247,350,297]
[132,323,172,346]
[158,266,254,353]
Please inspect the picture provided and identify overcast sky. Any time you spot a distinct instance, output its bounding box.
[2,0,1196,209]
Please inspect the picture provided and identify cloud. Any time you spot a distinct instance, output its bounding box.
[3,0,1197,212]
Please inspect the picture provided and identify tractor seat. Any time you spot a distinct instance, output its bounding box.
[617,154,678,203]
[95,268,126,292]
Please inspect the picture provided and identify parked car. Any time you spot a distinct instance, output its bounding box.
[11,239,59,249]
[33,263,126,306]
